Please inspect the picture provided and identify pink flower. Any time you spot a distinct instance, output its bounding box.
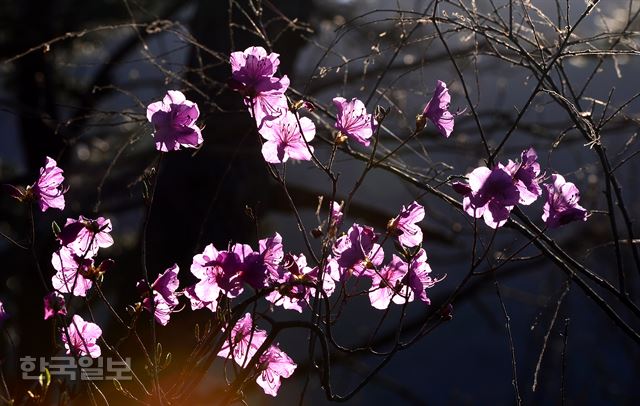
[332,224,384,279]
[183,285,217,312]
[191,244,243,304]
[266,253,336,312]
[138,264,180,326]
[542,174,588,228]
[146,90,203,152]
[0,301,7,324]
[229,46,290,129]
[502,148,542,205]
[259,111,315,163]
[248,81,290,130]
[456,166,520,228]
[61,315,102,358]
[330,201,343,229]
[256,344,297,397]
[240,233,285,289]
[218,313,268,367]
[388,201,425,248]
[44,291,67,320]
[422,80,455,138]
[258,233,285,281]
[32,156,65,212]
[332,97,377,146]
[230,46,281,90]
[397,249,439,305]
[58,216,113,257]
[369,255,409,310]
[51,247,94,297]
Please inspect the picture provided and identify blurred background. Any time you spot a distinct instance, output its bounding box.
[1,0,640,404]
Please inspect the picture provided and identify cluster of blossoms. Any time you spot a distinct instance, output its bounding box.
[228,46,457,164]
[117,198,438,395]
[218,314,296,397]
[452,148,588,228]
[144,46,459,166]
[0,40,594,401]
[48,216,114,357]
[5,155,106,358]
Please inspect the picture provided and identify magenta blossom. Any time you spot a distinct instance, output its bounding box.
[218,313,268,367]
[330,201,343,230]
[542,174,588,228]
[51,247,94,297]
[369,255,409,310]
[191,244,243,305]
[388,201,425,248]
[248,80,290,130]
[183,285,217,312]
[502,148,542,205]
[397,249,440,305]
[238,233,285,289]
[0,301,7,325]
[44,291,67,320]
[230,46,290,129]
[230,46,281,89]
[422,80,455,138]
[138,264,180,326]
[32,156,65,212]
[332,224,384,279]
[266,253,336,312]
[259,111,315,163]
[58,216,113,258]
[455,166,520,228]
[266,254,310,312]
[61,315,102,358]
[258,233,285,281]
[256,344,297,397]
[332,97,377,146]
[147,90,202,152]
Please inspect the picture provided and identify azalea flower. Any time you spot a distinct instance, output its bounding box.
[332,97,377,146]
[230,46,281,89]
[266,253,336,312]
[256,344,297,397]
[191,244,243,304]
[44,291,67,320]
[455,166,520,228]
[51,247,94,297]
[0,301,7,325]
[502,148,542,205]
[369,255,409,309]
[239,233,285,289]
[6,156,66,211]
[422,80,455,138]
[58,216,113,258]
[397,249,439,305]
[183,285,217,312]
[218,313,268,367]
[388,201,425,248]
[32,156,66,211]
[138,264,180,326]
[229,46,289,129]
[146,90,202,152]
[330,201,343,229]
[332,224,384,279]
[258,233,285,281]
[61,315,102,358]
[542,174,588,228]
[259,111,315,163]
